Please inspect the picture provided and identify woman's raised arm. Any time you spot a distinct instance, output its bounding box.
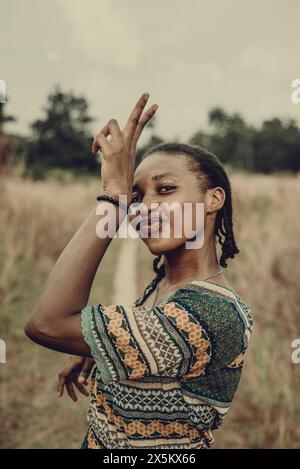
[24,92,158,355]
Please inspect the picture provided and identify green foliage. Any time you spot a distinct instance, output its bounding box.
[189,107,300,173]
[24,85,99,179]
[0,98,17,133]
[253,118,300,173]
[6,88,300,176]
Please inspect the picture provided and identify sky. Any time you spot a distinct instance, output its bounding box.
[1,0,300,144]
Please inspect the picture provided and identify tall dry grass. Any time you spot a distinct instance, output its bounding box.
[136,171,300,448]
[1,172,300,448]
[0,175,121,448]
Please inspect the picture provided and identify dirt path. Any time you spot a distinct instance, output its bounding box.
[113,235,138,304]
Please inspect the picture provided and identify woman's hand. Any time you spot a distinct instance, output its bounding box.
[57,356,95,402]
[92,92,158,204]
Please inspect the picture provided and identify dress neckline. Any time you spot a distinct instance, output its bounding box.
[144,278,239,307]
[188,279,240,297]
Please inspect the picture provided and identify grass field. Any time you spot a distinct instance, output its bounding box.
[1,172,300,448]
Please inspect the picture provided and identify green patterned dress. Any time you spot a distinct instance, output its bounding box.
[80,279,253,449]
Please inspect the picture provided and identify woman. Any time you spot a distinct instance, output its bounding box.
[25,92,253,449]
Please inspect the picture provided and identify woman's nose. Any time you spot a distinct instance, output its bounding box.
[141,194,160,213]
[144,203,161,221]
[128,197,159,222]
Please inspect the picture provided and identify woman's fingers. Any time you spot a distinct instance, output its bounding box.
[92,119,123,155]
[57,359,77,396]
[57,372,66,397]
[57,356,91,400]
[73,380,89,397]
[78,358,94,384]
[91,93,158,155]
[131,104,158,151]
[66,380,78,402]
[99,118,122,139]
[92,132,108,155]
[123,92,150,142]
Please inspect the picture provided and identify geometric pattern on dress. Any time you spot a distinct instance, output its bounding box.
[158,302,212,379]
[80,280,254,449]
[86,390,212,449]
[105,383,188,414]
[187,404,217,429]
[132,301,212,379]
[133,306,185,377]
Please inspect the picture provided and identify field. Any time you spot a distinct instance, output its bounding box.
[1,172,300,448]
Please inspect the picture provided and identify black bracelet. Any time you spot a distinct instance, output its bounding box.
[96,194,129,213]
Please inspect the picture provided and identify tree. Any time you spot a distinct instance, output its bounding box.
[207,108,256,170]
[0,101,16,133]
[25,86,98,179]
[189,107,300,173]
[253,118,300,173]
[189,130,212,150]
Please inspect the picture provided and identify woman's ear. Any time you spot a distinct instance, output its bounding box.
[205,187,226,214]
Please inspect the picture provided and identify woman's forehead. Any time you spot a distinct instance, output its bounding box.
[134,152,187,182]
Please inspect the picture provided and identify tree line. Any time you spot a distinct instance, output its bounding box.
[1,85,299,178]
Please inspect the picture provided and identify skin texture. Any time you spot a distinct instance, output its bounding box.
[24,92,233,399]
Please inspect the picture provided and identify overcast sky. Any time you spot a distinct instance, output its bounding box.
[1,0,300,144]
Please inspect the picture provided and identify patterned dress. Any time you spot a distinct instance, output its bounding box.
[80,279,254,449]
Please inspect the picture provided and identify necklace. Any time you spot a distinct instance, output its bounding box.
[153,268,224,306]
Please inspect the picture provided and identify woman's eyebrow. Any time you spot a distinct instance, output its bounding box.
[132,172,178,191]
[151,172,179,181]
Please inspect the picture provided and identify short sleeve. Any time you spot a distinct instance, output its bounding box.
[80,301,212,385]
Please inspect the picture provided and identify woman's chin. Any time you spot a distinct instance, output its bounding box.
[141,236,182,255]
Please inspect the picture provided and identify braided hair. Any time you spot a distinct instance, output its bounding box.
[133,142,239,307]
[133,254,165,307]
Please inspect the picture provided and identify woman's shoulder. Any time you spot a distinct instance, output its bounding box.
[165,280,254,341]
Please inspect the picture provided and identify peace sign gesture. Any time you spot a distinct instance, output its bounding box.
[92,92,158,204]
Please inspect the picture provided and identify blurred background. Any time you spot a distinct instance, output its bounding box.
[1,0,300,448]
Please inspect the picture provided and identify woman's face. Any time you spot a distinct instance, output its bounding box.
[129,152,207,255]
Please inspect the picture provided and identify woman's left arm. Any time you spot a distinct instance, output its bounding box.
[25,92,158,356]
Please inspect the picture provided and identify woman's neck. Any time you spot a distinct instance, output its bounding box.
[162,236,220,286]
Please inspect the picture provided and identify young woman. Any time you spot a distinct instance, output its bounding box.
[25,92,254,449]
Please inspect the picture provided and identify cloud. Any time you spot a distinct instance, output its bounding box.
[56,0,141,69]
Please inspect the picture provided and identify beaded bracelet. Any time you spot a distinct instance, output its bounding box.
[96,194,130,214]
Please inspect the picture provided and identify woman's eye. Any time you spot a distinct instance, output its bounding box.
[159,185,176,193]
[131,194,143,204]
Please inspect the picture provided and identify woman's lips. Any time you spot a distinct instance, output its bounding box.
[139,216,167,237]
